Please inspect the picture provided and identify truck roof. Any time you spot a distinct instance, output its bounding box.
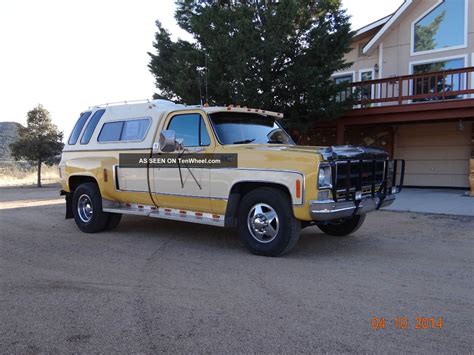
[88,99,283,119]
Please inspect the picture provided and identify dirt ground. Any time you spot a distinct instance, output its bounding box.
[1,186,473,353]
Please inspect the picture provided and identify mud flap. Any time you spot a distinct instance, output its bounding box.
[224,193,241,228]
[61,190,73,219]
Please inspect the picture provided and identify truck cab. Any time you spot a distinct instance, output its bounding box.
[60,99,404,256]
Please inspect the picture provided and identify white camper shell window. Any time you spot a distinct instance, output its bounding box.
[97,118,151,143]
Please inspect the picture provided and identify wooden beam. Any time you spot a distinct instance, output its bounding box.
[341,99,474,126]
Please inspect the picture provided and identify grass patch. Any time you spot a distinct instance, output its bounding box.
[0,162,59,187]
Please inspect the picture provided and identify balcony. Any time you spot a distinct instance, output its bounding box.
[333,66,474,146]
[343,66,474,106]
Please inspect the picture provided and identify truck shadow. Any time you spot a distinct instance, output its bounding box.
[110,215,366,258]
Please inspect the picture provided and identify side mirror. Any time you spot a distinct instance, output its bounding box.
[158,130,178,152]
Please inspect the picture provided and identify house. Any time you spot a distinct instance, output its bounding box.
[319,0,474,189]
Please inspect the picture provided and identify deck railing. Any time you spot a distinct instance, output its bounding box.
[342,66,474,107]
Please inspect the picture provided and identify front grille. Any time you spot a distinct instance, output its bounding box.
[333,159,387,201]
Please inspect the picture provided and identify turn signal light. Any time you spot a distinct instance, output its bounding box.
[295,180,301,199]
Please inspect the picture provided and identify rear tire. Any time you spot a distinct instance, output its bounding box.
[105,213,122,231]
[72,182,109,233]
[317,214,366,237]
[237,187,300,257]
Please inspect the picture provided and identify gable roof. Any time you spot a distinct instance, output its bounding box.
[362,0,415,55]
[353,14,393,41]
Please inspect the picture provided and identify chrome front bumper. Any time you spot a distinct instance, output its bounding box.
[309,195,396,221]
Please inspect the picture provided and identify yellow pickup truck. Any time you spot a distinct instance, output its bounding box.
[59,99,404,256]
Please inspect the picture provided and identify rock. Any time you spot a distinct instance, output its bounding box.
[0,122,22,162]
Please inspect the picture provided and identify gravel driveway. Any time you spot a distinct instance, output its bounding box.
[1,186,473,353]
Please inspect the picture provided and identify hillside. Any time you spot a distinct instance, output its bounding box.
[0,121,22,162]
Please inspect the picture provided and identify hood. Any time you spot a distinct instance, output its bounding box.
[225,144,388,161]
[316,145,389,161]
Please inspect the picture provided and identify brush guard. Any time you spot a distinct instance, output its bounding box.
[310,159,405,221]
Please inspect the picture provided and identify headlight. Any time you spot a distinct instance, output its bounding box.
[318,164,332,189]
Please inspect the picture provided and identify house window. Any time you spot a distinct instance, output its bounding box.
[413,0,466,54]
[333,73,354,102]
[334,74,353,84]
[359,70,374,102]
[412,57,465,100]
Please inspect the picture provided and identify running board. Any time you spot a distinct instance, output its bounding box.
[102,199,225,227]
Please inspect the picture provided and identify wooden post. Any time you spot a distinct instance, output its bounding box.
[470,159,474,197]
[398,76,403,104]
[336,121,345,145]
[470,123,474,196]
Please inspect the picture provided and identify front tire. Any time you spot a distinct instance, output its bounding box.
[237,187,301,257]
[72,182,109,233]
[317,214,366,237]
[104,213,122,231]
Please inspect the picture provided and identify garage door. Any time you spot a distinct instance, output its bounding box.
[394,122,472,188]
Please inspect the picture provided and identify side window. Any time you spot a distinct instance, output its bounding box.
[98,122,124,142]
[167,113,210,147]
[97,118,150,142]
[68,111,92,145]
[80,109,106,144]
[200,118,210,146]
[121,119,150,141]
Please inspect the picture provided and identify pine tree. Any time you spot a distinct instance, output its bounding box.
[149,0,353,129]
[10,105,64,187]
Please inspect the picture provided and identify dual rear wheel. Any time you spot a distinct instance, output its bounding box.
[72,183,121,233]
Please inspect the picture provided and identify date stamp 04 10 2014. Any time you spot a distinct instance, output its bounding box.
[369,308,446,334]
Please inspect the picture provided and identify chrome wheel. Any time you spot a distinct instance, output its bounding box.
[77,194,93,223]
[247,203,279,243]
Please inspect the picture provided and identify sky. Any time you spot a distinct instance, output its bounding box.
[0,0,403,138]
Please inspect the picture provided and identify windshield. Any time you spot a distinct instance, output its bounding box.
[209,112,294,145]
